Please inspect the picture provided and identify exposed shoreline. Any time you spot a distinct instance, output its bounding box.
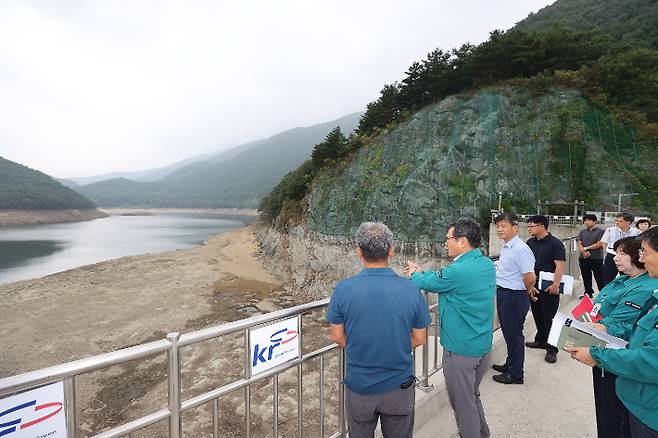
[0,208,109,226]
[0,207,260,227]
[0,225,292,376]
[0,224,325,436]
[102,207,259,218]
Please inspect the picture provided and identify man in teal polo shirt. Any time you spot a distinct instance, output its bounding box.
[568,227,658,437]
[406,219,496,438]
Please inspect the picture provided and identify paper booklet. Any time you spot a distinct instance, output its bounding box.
[548,312,628,350]
[539,271,574,295]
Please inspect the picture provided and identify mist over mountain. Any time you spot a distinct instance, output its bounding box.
[261,0,658,238]
[66,153,214,186]
[75,112,361,208]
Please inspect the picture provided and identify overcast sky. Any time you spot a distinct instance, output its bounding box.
[0,0,554,178]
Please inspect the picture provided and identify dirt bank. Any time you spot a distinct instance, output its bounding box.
[0,208,110,226]
[0,226,285,376]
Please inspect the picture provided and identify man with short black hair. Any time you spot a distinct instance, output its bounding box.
[491,213,537,384]
[577,214,605,298]
[525,215,566,364]
[327,222,431,438]
[406,219,496,438]
[596,212,640,286]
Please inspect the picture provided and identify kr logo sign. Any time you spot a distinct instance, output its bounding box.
[250,317,299,376]
[0,382,67,438]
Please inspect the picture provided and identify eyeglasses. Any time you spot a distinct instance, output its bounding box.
[527,224,541,228]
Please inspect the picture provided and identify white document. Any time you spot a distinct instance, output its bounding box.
[548,311,628,350]
[539,271,574,295]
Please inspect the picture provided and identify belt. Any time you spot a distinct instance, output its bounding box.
[497,286,526,292]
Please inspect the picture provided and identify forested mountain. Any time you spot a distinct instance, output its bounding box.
[515,0,658,49]
[75,112,361,208]
[65,153,213,185]
[260,0,658,236]
[0,157,96,209]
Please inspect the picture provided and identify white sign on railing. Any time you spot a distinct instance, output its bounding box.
[0,381,67,438]
[250,317,299,376]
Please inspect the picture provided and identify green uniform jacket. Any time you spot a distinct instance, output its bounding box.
[410,248,496,357]
[591,289,658,432]
[595,273,658,337]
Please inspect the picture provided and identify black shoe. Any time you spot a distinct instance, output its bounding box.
[492,363,507,373]
[492,373,523,384]
[545,351,557,363]
[525,341,548,349]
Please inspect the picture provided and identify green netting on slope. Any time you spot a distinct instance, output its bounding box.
[307,87,657,241]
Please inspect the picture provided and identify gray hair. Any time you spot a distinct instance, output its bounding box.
[355,222,393,262]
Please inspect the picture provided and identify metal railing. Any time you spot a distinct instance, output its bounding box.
[562,236,581,279]
[0,294,441,438]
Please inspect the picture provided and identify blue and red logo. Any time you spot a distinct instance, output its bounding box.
[0,399,63,436]
[252,327,298,367]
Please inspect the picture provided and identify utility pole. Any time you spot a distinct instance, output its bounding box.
[497,192,502,212]
[617,193,639,213]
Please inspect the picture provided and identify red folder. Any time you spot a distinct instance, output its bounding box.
[571,294,602,322]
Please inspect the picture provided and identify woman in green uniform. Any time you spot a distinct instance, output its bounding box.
[583,237,658,438]
[568,229,658,437]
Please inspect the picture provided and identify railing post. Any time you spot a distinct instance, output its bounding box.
[319,356,325,438]
[297,314,303,438]
[273,374,279,438]
[338,349,346,437]
[167,332,182,438]
[244,328,251,438]
[422,292,430,386]
[64,376,76,438]
[212,398,219,438]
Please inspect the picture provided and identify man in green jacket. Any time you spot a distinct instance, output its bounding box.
[405,219,496,438]
[568,227,658,437]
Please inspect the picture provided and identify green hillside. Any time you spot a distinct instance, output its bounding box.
[307,88,657,241]
[515,0,658,49]
[261,0,658,235]
[0,157,96,209]
[76,112,361,208]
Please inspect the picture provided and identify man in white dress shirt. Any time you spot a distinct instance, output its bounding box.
[588,212,639,287]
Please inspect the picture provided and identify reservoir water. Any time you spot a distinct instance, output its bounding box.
[0,213,253,285]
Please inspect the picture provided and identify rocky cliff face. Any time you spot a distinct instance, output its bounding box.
[257,86,656,297]
[307,86,656,241]
[256,225,444,299]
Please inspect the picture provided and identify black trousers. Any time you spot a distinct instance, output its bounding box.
[579,258,605,297]
[626,409,658,438]
[602,253,619,288]
[530,291,560,354]
[593,366,628,438]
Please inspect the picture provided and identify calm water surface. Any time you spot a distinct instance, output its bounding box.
[0,214,252,285]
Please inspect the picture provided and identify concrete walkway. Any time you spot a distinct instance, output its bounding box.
[415,297,598,438]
